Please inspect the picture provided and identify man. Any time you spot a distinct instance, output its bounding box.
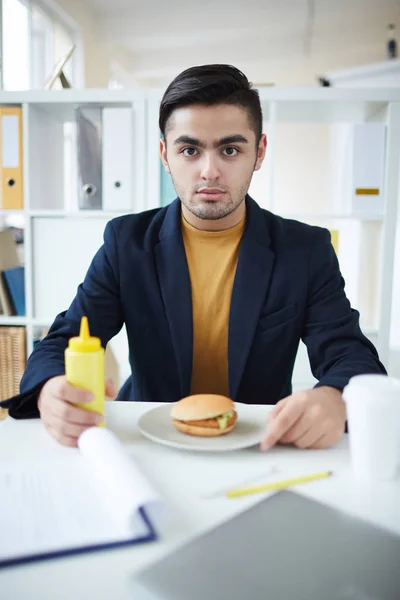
[1,64,386,449]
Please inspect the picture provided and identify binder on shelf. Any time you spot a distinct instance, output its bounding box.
[0,106,24,210]
[351,124,386,216]
[102,108,133,212]
[0,230,21,316]
[2,266,25,316]
[76,107,102,210]
[160,163,177,207]
[329,229,339,255]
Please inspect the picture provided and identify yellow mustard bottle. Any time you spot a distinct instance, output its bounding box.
[65,316,105,426]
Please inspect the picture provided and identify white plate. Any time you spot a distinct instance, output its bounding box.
[137,403,269,452]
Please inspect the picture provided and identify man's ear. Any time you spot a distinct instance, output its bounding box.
[159,138,171,173]
[254,133,267,172]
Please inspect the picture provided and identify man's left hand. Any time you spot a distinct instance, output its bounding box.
[261,386,346,450]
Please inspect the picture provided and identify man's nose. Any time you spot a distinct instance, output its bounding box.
[200,154,221,181]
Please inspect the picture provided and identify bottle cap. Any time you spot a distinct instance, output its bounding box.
[68,316,101,353]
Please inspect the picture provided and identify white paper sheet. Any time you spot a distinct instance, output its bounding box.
[78,427,165,531]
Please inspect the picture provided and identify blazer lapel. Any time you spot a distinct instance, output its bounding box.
[229,197,275,400]
[154,199,193,398]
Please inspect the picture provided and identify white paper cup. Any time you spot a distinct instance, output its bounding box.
[343,375,400,481]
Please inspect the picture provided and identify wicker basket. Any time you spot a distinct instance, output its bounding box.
[0,326,26,418]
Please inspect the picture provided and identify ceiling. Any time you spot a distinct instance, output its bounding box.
[84,0,400,86]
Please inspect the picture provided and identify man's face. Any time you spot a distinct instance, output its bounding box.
[160,104,266,223]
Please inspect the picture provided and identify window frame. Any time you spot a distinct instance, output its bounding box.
[0,0,84,90]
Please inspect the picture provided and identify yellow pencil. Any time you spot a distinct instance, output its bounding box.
[226,470,333,498]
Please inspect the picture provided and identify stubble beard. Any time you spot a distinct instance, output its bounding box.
[173,179,252,221]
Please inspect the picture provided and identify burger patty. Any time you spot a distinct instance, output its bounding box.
[177,411,238,429]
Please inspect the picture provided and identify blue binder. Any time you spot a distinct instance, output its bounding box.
[0,506,157,569]
[2,265,25,316]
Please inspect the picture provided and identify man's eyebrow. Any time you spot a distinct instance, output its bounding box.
[173,135,205,148]
[173,134,249,148]
[214,135,249,147]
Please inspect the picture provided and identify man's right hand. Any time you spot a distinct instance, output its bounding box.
[38,376,116,447]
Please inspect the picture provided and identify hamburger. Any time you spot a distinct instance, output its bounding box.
[171,394,237,437]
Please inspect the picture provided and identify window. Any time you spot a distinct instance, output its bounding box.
[2,0,82,90]
[30,2,53,89]
[31,1,76,89]
[2,0,30,90]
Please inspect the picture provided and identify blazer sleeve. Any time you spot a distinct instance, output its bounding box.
[0,221,124,419]
[301,228,387,391]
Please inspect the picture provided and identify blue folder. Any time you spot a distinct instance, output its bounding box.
[2,265,25,316]
[0,506,157,569]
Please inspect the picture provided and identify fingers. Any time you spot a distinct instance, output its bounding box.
[307,422,345,450]
[38,376,104,448]
[105,378,117,399]
[278,418,312,445]
[266,398,286,423]
[262,386,347,451]
[310,433,338,450]
[292,406,345,449]
[47,395,103,426]
[277,401,321,444]
[44,423,79,448]
[47,412,95,439]
[284,418,345,450]
[291,426,323,449]
[261,395,305,450]
[53,378,94,404]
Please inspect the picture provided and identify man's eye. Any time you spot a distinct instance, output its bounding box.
[223,147,239,156]
[182,148,198,157]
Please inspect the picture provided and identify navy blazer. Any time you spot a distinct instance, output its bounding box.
[2,196,386,419]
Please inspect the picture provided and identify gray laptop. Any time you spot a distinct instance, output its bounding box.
[131,490,400,600]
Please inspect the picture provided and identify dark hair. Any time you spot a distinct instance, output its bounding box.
[159,64,263,144]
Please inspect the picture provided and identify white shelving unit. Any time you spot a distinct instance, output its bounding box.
[146,87,400,389]
[326,58,400,88]
[0,90,147,382]
[0,88,399,391]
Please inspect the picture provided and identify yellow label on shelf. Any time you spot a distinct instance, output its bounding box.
[355,188,379,195]
[329,229,339,255]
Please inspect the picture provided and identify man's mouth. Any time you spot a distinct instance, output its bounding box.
[196,188,226,200]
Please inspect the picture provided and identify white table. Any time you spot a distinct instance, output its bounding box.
[1,401,400,600]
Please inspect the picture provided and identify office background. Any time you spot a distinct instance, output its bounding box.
[0,0,399,401]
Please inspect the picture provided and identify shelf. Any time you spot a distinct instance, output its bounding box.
[327,58,400,86]
[0,90,143,122]
[25,210,386,221]
[256,88,400,102]
[29,210,126,219]
[0,319,376,342]
[280,213,384,222]
[0,88,398,105]
[0,317,53,327]
[0,88,397,126]
[32,319,52,327]
[0,89,139,104]
[0,317,28,326]
[362,328,378,337]
[0,210,26,217]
